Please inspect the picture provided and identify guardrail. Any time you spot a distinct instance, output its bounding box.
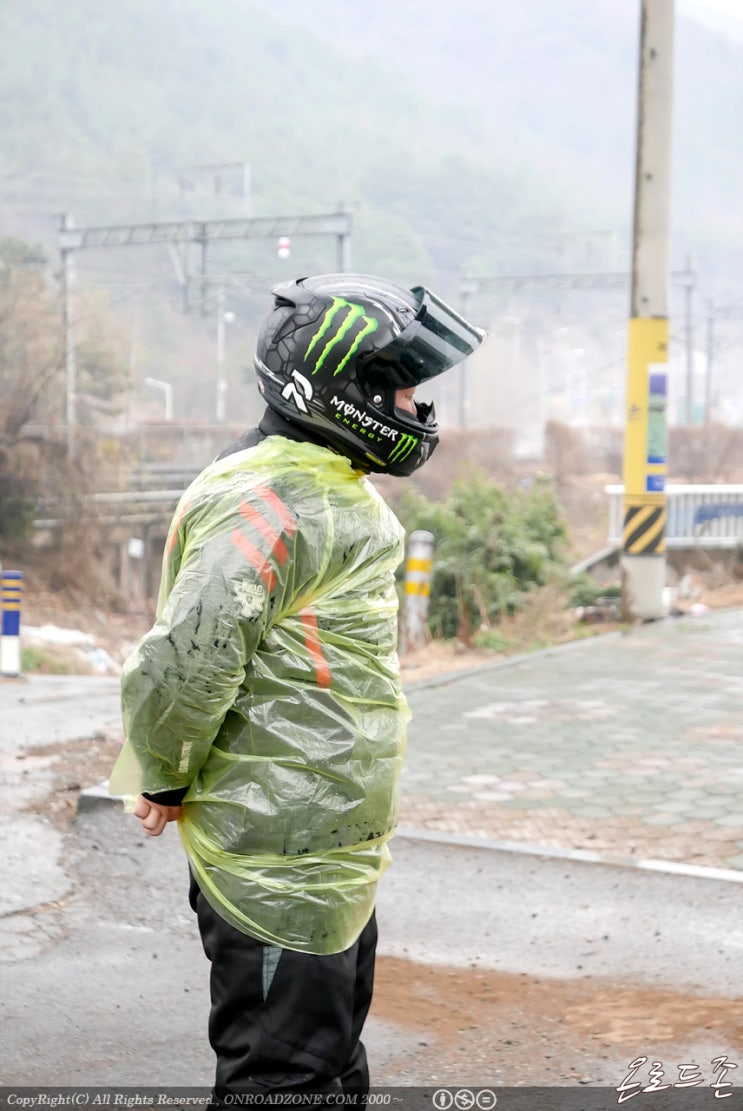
[92,463,205,493]
[130,463,204,490]
[34,489,188,530]
[607,485,743,548]
[33,464,204,528]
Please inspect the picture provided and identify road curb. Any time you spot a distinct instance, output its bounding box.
[77,789,743,886]
[394,825,743,884]
[402,629,623,692]
[78,780,122,813]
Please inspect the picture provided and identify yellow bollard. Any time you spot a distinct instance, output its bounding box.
[401,531,434,654]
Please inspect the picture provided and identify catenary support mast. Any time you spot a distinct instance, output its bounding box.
[60,213,78,456]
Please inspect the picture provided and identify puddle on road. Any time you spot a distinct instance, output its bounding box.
[372,956,743,1084]
[564,987,743,1045]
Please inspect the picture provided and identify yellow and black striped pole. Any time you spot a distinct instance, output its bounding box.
[623,318,668,557]
[401,530,434,654]
[622,0,674,621]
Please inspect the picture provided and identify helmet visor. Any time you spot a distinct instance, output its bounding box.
[362,286,485,389]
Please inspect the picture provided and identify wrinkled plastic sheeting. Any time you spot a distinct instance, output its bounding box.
[110,438,410,953]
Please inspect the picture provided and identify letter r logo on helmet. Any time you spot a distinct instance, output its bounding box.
[281,369,314,414]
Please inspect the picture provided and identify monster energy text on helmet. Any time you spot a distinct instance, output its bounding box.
[254,273,485,477]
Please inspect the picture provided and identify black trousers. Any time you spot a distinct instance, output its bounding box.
[189,874,378,1103]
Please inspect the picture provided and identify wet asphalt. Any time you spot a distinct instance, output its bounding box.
[1,610,742,1093]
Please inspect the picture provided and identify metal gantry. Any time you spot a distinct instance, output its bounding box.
[456,266,695,432]
[59,208,353,450]
[58,210,352,253]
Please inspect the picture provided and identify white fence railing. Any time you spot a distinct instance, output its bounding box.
[607,485,743,548]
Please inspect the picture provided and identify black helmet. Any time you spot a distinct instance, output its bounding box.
[254,273,485,476]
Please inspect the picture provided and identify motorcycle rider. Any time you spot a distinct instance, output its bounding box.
[110,272,484,1102]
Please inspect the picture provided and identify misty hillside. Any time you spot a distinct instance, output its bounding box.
[0,0,740,430]
[1,0,741,290]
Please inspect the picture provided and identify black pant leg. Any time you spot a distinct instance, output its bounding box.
[340,912,377,1093]
[189,874,377,1100]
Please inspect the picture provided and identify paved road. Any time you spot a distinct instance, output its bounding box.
[401,608,743,874]
[1,611,743,1094]
[2,804,742,1091]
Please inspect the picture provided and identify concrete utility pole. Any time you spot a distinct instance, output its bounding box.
[683,255,696,423]
[621,0,675,621]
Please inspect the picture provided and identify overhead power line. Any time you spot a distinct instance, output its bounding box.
[459,269,696,296]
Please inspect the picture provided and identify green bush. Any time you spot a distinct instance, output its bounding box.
[568,573,621,608]
[0,467,37,543]
[397,470,567,642]
[21,645,87,675]
[471,628,517,652]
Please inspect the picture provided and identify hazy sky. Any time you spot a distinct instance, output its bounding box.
[681,0,743,36]
[694,0,743,16]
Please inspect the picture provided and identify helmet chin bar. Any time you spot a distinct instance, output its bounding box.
[414,398,436,427]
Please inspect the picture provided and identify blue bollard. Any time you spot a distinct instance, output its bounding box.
[1,570,23,676]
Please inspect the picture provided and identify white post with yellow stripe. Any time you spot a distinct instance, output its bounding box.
[401,530,434,654]
[622,0,674,621]
[1,570,23,677]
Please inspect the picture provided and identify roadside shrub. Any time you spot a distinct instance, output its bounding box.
[568,573,621,608]
[0,465,37,543]
[397,469,568,642]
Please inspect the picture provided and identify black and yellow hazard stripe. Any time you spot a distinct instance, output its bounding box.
[623,504,666,555]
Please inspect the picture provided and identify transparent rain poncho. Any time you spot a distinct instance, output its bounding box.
[109,437,410,954]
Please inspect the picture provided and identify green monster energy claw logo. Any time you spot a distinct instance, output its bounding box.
[304,297,379,376]
[388,433,418,464]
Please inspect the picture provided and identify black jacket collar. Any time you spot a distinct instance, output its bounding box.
[214,407,329,461]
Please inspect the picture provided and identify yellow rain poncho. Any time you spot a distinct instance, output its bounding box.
[109,437,410,955]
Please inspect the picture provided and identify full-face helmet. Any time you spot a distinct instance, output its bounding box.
[254,273,485,476]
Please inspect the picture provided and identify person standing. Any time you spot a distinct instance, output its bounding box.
[109,273,484,1103]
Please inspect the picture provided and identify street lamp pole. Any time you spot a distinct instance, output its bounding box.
[144,377,174,420]
[216,306,235,423]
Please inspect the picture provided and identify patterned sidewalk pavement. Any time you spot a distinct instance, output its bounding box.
[399,608,743,873]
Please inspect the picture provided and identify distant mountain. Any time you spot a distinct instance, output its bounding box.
[255,0,743,290]
[1,0,740,294]
[0,0,740,428]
